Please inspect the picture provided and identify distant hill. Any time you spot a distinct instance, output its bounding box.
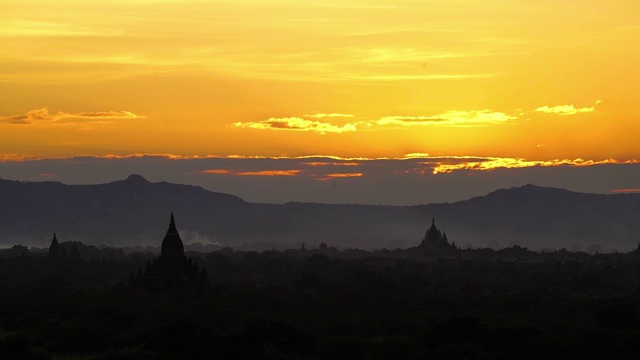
[1,176,639,251]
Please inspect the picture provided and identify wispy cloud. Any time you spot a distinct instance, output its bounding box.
[302,161,360,167]
[73,111,142,119]
[236,100,608,135]
[232,117,357,134]
[324,173,363,178]
[233,109,517,134]
[237,170,301,176]
[314,172,363,181]
[201,169,232,175]
[372,110,517,127]
[610,188,640,194]
[0,153,44,162]
[429,157,639,174]
[202,169,301,176]
[1,108,52,124]
[534,103,597,115]
[0,108,145,125]
[404,153,431,158]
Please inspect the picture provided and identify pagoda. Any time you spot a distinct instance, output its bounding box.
[47,233,68,264]
[129,213,209,294]
[420,218,457,250]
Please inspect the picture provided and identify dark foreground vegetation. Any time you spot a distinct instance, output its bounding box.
[2,244,640,359]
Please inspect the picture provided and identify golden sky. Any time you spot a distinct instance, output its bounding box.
[1,0,640,165]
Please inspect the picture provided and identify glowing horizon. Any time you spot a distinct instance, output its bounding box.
[2,153,638,177]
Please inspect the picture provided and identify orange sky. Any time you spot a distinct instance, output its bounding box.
[1,0,640,164]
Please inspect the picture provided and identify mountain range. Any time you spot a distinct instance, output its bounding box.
[1,174,639,252]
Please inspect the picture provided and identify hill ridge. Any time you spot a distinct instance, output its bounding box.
[1,176,639,251]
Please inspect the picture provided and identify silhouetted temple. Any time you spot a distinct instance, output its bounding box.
[420,218,456,250]
[47,233,68,264]
[129,213,209,294]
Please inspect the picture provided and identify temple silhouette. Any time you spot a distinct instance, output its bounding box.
[47,233,68,264]
[420,218,456,250]
[129,213,209,294]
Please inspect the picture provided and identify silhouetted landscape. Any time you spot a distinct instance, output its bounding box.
[2,175,640,252]
[5,0,639,358]
[1,179,640,359]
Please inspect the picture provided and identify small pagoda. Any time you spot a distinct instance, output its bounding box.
[129,213,209,294]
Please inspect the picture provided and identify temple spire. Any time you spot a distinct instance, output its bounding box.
[47,232,66,263]
[48,233,60,254]
[168,212,177,233]
[161,212,185,259]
